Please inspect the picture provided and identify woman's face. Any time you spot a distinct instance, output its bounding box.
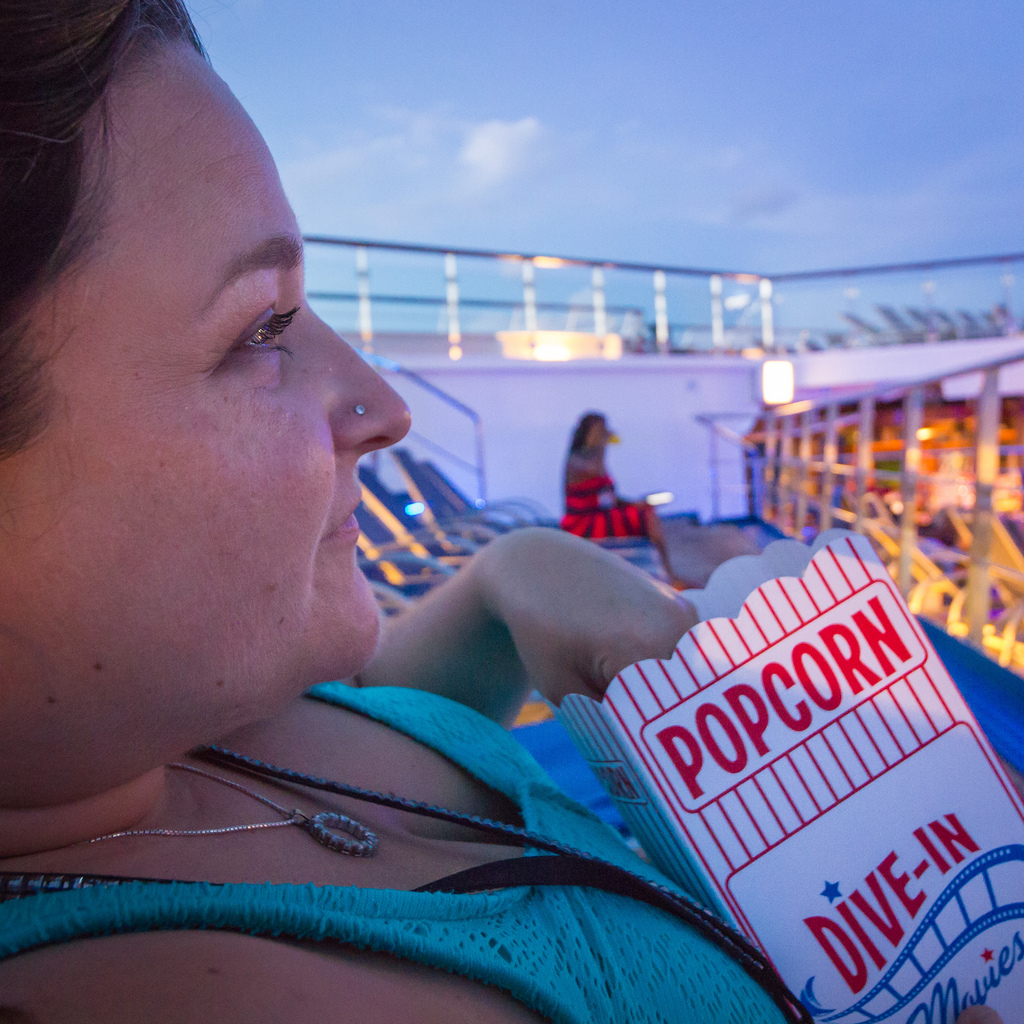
[0,45,410,804]
[586,418,611,449]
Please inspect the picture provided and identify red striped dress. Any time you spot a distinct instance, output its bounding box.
[559,474,647,539]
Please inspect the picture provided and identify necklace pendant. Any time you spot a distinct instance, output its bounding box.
[302,811,378,857]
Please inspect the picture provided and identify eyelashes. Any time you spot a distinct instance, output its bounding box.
[244,306,300,349]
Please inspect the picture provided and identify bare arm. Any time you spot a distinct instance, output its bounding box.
[355,528,696,726]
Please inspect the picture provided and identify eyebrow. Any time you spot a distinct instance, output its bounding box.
[210,234,304,303]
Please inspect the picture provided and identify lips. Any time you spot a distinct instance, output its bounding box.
[321,506,360,544]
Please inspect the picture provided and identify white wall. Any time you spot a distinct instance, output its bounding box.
[366,337,1024,523]
[376,355,760,522]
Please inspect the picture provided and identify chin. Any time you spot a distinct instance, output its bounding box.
[309,564,381,682]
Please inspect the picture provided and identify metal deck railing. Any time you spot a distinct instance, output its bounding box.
[304,234,1024,358]
[705,342,1024,671]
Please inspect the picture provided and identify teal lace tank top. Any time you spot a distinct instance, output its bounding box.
[0,684,784,1024]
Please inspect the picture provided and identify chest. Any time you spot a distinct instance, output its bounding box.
[1,698,526,891]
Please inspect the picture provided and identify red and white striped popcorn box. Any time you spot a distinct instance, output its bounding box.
[559,532,1024,1023]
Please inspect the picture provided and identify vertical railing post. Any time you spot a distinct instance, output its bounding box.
[854,397,875,534]
[794,409,812,537]
[445,253,462,361]
[898,386,925,597]
[474,417,487,505]
[968,368,1001,644]
[710,274,725,349]
[760,278,775,352]
[709,425,720,522]
[592,266,607,340]
[778,414,794,532]
[653,270,669,353]
[763,410,778,523]
[356,246,373,352]
[821,403,838,531]
[749,445,765,519]
[522,260,538,334]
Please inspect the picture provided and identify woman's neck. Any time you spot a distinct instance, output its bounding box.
[0,767,166,859]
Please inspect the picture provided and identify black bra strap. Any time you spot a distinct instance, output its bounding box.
[418,854,811,1024]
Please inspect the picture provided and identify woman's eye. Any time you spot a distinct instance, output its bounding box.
[243,306,300,350]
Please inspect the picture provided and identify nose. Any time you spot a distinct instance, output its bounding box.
[308,314,411,457]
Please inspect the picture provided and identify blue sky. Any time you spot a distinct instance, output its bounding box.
[193,1,1024,328]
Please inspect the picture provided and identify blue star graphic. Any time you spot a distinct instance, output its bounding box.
[821,881,842,903]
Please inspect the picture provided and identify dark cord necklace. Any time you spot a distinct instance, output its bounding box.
[0,743,811,1023]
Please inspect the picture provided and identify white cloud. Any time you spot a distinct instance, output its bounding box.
[271,96,1024,279]
[458,117,544,186]
[275,108,555,240]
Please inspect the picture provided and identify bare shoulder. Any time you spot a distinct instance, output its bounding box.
[0,929,544,1024]
[565,452,603,483]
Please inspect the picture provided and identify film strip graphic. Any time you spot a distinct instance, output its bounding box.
[808,844,1024,1022]
[605,537,966,882]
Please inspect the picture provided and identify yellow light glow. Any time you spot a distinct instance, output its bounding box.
[448,344,463,361]
[496,330,621,361]
[762,360,795,405]
[533,341,573,361]
[532,256,567,269]
[916,427,935,440]
[602,333,623,360]
[733,273,761,285]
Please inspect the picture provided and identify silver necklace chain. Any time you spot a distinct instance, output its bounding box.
[78,762,377,857]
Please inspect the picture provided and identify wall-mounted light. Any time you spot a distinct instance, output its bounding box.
[762,359,795,405]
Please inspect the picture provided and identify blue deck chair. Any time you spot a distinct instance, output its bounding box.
[390,448,554,531]
[357,465,480,565]
[358,552,453,598]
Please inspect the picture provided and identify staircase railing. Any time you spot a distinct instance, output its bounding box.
[362,352,487,503]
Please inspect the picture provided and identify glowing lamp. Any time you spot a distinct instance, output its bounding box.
[762,360,795,405]
[404,502,426,516]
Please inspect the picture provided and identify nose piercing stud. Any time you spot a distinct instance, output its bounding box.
[354,404,366,416]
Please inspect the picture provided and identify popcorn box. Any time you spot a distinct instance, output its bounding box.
[559,532,1024,1023]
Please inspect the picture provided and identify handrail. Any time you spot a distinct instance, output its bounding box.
[304,234,737,279]
[304,233,1024,284]
[361,352,487,502]
[696,412,763,522]
[770,251,1024,283]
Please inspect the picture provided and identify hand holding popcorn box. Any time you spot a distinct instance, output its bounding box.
[559,531,1024,1023]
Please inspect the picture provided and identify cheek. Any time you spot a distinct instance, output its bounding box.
[157,404,335,596]
[66,397,340,674]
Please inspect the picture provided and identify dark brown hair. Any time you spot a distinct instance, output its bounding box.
[569,412,607,454]
[0,0,204,459]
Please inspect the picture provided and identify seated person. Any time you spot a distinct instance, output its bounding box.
[0,5,997,1024]
[561,412,686,588]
